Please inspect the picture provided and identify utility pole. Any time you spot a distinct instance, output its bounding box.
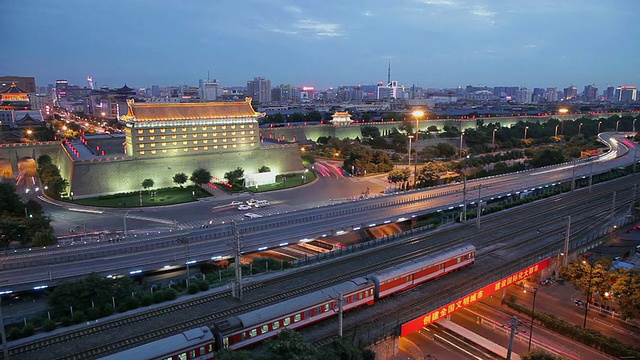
[232,220,243,301]
[462,176,467,223]
[563,216,571,268]
[0,297,8,360]
[571,161,576,192]
[610,191,616,225]
[476,184,482,229]
[506,315,518,360]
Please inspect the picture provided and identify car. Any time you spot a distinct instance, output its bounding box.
[574,299,584,307]
[253,200,270,207]
[230,201,243,206]
[246,198,257,206]
[244,212,262,219]
[237,204,252,211]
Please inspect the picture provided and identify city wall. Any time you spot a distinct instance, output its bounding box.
[69,145,304,198]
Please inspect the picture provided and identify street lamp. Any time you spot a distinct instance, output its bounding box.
[459,133,464,160]
[616,120,620,132]
[559,108,568,137]
[597,121,602,134]
[554,125,559,138]
[578,123,583,135]
[492,128,497,151]
[524,287,539,351]
[582,259,595,328]
[408,135,414,183]
[178,238,191,288]
[633,119,637,133]
[412,110,424,185]
[524,126,529,141]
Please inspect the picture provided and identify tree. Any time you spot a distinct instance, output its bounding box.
[190,168,211,186]
[258,165,271,173]
[141,178,154,193]
[173,173,188,187]
[262,329,317,360]
[0,183,24,216]
[224,167,245,186]
[521,349,563,360]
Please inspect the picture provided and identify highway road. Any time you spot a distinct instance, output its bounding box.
[1,133,637,292]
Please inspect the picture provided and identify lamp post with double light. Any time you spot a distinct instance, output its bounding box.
[459,133,464,160]
[412,110,424,185]
[559,108,568,137]
[578,123,583,136]
[524,126,529,143]
[582,259,595,328]
[492,128,497,151]
[554,125,559,139]
[616,120,620,132]
[597,121,602,134]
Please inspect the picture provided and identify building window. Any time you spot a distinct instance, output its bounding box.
[193,147,198,151]
[192,127,197,131]
[192,133,198,138]
[213,145,218,149]
[221,132,227,136]
[150,136,155,140]
[222,138,227,142]
[241,131,246,135]
[193,140,198,144]
[240,124,245,129]
[171,128,177,132]
[160,135,166,139]
[231,125,236,129]
[162,149,167,153]
[212,126,216,130]
[249,124,254,128]
[149,129,155,133]
[139,144,145,148]
[172,141,177,145]
[212,132,217,136]
[137,129,144,134]
[172,148,178,153]
[222,125,227,130]
[241,137,246,141]
[151,150,157,154]
[232,144,237,148]
[182,141,188,145]
[139,150,145,155]
[231,131,236,135]
[183,148,188,152]
[160,128,166,133]
[232,138,237,142]
[138,136,144,141]
[182,127,187,131]
[182,134,187,138]
[249,130,255,134]
[172,134,177,139]
[223,145,227,149]
[202,126,207,130]
[213,139,218,143]
[150,143,156,147]
[250,137,255,141]
[202,133,207,137]
[203,139,208,144]
[203,146,208,150]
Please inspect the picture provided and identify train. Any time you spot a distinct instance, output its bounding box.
[98,244,475,360]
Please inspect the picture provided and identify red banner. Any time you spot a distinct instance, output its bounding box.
[400,258,550,336]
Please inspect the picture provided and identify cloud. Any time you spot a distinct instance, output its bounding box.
[364,11,373,17]
[523,44,539,48]
[283,5,302,14]
[293,19,344,37]
[416,0,458,5]
[471,6,496,18]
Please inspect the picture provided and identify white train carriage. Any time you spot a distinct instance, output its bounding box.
[97,326,215,360]
[215,277,375,350]
[368,244,475,299]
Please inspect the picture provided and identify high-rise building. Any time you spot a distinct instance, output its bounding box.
[151,85,161,97]
[583,84,598,101]
[246,77,271,104]
[615,86,637,102]
[515,88,532,104]
[199,79,221,101]
[604,86,615,102]
[563,85,578,100]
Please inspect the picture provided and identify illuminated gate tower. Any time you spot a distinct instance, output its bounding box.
[121,98,261,158]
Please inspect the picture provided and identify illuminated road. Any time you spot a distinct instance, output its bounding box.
[1,133,637,292]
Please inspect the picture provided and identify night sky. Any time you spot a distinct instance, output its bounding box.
[2,0,639,90]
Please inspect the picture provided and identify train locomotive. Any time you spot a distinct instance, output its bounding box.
[98,244,475,360]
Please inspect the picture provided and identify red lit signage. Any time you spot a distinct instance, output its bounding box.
[400,258,550,336]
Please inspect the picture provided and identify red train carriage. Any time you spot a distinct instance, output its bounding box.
[97,326,215,360]
[214,277,374,350]
[368,244,475,299]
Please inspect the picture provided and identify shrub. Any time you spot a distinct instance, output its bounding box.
[102,303,114,317]
[164,288,178,301]
[139,294,153,306]
[152,290,166,304]
[125,297,140,311]
[87,307,102,320]
[72,310,86,324]
[59,316,72,327]
[22,324,35,337]
[198,281,210,292]
[8,327,21,340]
[187,283,199,294]
[42,319,57,332]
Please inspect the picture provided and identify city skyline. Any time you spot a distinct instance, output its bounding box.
[2,1,639,90]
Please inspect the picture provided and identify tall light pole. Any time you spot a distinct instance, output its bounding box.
[583,259,595,328]
[524,126,529,141]
[408,135,413,176]
[492,128,497,151]
[178,238,191,288]
[0,296,8,360]
[524,287,539,351]
[578,123,583,136]
[597,121,602,134]
[554,125,559,139]
[559,108,568,137]
[412,110,424,186]
[616,120,620,132]
[633,119,637,133]
[459,133,464,160]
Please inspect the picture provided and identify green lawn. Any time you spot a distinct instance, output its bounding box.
[251,171,317,192]
[70,186,211,208]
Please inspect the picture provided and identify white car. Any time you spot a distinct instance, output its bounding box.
[230,201,243,206]
[246,198,258,206]
[244,212,263,219]
[237,204,252,211]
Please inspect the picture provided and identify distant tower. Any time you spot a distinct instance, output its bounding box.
[87,76,94,90]
[387,60,391,86]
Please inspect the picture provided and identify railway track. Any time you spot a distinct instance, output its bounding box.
[7,175,638,359]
